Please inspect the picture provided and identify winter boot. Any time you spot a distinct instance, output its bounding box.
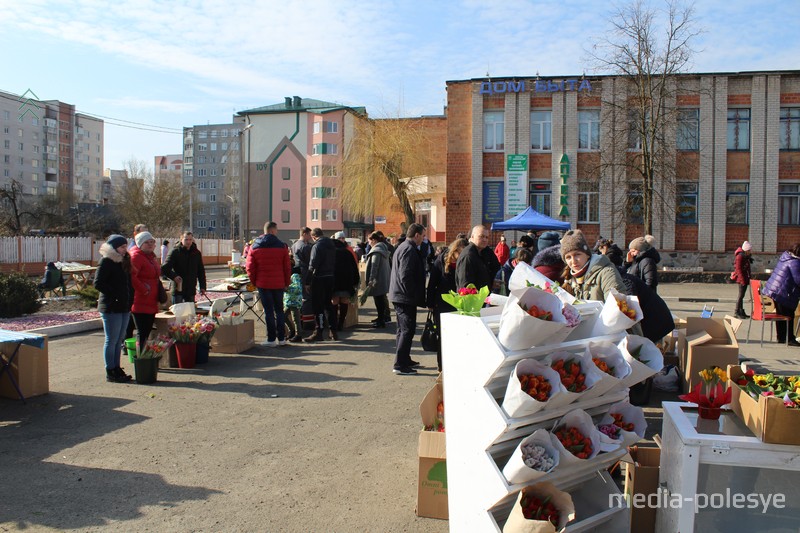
[115,367,133,382]
[303,328,324,343]
[337,303,348,331]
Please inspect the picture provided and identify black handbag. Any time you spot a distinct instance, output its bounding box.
[420,312,439,352]
[157,282,168,304]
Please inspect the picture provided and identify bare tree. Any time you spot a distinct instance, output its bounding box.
[340,116,437,228]
[0,180,35,235]
[587,0,700,235]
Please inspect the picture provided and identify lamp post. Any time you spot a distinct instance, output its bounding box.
[225,193,236,241]
[238,122,253,251]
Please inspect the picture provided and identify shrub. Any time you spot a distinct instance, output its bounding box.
[0,272,42,318]
[75,286,100,306]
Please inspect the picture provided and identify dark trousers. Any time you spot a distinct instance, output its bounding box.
[736,283,748,313]
[132,312,155,354]
[258,288,286,342]
[393,302,417,369]
[373,294,389,325]
[311,277,334,330]
[775,302,796,342]
[434,311,443,372]
[285,306,301,337]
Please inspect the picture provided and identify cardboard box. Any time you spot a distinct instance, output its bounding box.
[624,446,661,533]
[211,319,255,353]
[416,382,448,520]
[0,338,49,399]
[679,318,739,393]
[728,365,800,445]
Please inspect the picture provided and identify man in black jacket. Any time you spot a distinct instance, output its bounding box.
[304,228,337,342]
[456,225,501,291]
[161,231,207,304]
[388,224,429,375]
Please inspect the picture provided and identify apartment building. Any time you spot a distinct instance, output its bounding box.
[1,89,104,203]
[445,71,800,268]
[154,154,183,181]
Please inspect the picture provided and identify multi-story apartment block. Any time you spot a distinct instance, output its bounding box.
[445,71,800,268]
[1,89,104,203]
[154,154,183,182]
[234,97,366,242]
[181,122,245,239]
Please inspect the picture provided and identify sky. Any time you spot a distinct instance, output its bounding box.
[2,0,799,171]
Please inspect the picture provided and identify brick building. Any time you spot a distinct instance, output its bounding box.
[445,71,800,269]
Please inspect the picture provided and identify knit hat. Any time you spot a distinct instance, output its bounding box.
[560,230,591,259]
[107,234,127,250]
[334,231,346,240]
[629,237,651,252]
[134,231,154,249]
[538,231,561,251]
[742,241,752,252]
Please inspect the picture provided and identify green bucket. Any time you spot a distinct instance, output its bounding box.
[125,337,137,363]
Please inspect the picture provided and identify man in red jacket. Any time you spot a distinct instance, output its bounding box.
[246,221,291,347]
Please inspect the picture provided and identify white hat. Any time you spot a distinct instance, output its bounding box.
[742,241,752,251]
[135,231,154,248]
[334,231,346,240]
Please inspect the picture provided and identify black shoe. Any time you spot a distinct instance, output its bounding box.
[289,335,303,342]
[788,340,800,347]
[372,322,386,329]
[410,360,421,368]
[393,367,418,375]
[115,367,133,382]
[106,369,131,383]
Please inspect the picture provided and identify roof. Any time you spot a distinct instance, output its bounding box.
[237,98,366,116]
[447,69,800,85]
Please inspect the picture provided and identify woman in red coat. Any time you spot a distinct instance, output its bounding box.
[731,241,753,319]
[494,235,510,265]
[130,232,161,351]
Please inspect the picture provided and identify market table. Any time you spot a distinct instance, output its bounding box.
[58,262,98,291]
[205,283,265,326]
[0,329,46,402]
[656,401,800,533]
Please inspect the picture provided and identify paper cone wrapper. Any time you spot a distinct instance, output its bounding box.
[546,349,606,404]
[597,427,624,452]
[508,261,578,304]
[549,409,602,465]
[502,428,561,485]
[590,289,643,337]
[502,481,576,533]
[617,335,664,388]
[498,288,570,351]
[487,293,510,307]
[600,401,647,448]
[583,341,632,397]
[503,359,567,418]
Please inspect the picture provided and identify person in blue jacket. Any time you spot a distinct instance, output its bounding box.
[762,243,800,346]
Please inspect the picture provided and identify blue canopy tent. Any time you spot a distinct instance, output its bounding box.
[490,206,571,232]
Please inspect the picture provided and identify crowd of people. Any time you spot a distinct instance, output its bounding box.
[92,219,800,383]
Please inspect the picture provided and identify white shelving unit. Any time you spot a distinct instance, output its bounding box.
[441,307,632,532]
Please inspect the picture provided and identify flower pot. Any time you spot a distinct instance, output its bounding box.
[134,356,161,384]
[698,406,722,420]
[125,337,137,364]
[195,342,210,365]
[175,342,197,369]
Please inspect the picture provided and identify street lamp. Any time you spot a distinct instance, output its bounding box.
[238,122,253,251]
[225,193,237,241]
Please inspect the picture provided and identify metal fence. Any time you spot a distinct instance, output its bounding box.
[0,236,234,267]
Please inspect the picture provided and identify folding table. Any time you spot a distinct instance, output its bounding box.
[204,284,265,325]
[0,329,46,403]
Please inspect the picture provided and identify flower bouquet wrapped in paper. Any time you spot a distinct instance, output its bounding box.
[596,401,647,451]
[617,335,664,388]
[549,409,602,465]
[168,318,205,343]
[498,288,576,351]
[590,288,643,337]
[544,350,605,405]
[503,481,575,533]
[441,283,490,317]
[582,341,632,398]
[503,358,569,418]
[502,428,561,485]
[508,262,578,305]
[136,334,174,359]
[196,316,218,344]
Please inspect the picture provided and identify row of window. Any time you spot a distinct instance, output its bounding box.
[311,165,337,177]
[197,129,239,139]
[310,209,338,221]
[195,142,239,152]
[485,107,800,152]
[312,121,339,134]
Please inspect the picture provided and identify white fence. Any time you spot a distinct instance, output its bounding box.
[0,236,234,265]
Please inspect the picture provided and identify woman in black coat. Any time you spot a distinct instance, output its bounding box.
[427,238,468,372]
[93,234,134,383]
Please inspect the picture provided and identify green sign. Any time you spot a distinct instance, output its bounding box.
[558,154,570,217]
[506,155,529,216]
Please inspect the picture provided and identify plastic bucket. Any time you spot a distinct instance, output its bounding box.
[175,342,197,369]
[195,342,210,364]
[125,338,137,363]
[134,356,160,384]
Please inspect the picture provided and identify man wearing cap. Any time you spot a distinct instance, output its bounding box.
[624,237,660,293]
[732,241,754,318]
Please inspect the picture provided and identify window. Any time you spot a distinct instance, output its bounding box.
[727,109,750,150]
[313,122,321,134]
[32,159,38,167]
[311,187,336,199]
[210,143,217,151]
[529,182,551,216]
[312,143,337,155]
[530,111,552,151]
[31,187,38,195]
[197,143,207,151]
[18,142,23,150]
[726,183,749,224]
[281,210,291,223]
[2,127,7,134]
[578,110,600,150]
[221,142,228,151]
[221,129,228,138]
[281,188,290,201]
[209,194,216,202]
[3,140,8,149]
[324,209,337,221]
[210,169,217,176]
[210,206,217,215]
[311,165,320,177]
[326,165,338,177]
[31,173,38,181]
[483,111,504,151]
[577,181,599,223]
[209,219,216,228]
[677,108,699,151]
[197,169,207,177]
[627,183,643,224]
[282,167,290,180]
[676,183,698,224]
[780,108,800,150]
[198,131,207,139]
[324,121,338,133]
[628,109,652,151]
[18,128,23,137]
[210,130,218,138]
[210,181,217,189]
[310,209,320,221]
[779,184,800,225]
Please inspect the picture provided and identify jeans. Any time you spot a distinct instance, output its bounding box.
[258,288,286,341]
[101,312,129,370]
[393,302,417,369]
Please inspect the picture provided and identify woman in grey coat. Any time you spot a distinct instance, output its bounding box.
[365,231,392,328]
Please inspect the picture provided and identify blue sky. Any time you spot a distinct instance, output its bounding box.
[2,0,798,171]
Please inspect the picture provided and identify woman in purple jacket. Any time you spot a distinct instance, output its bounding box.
[761,243,800,346]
